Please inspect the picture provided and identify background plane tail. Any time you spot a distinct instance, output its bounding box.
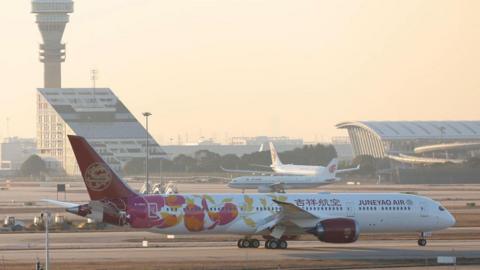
[68,135,137,201]
[269,142,283,166]
[318,158,338,180]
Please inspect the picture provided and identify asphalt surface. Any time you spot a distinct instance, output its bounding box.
[0,231,479,263]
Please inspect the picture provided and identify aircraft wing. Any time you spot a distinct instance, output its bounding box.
[42,199,80,208]
[255,199,322,236]
[272,199,318,220]
[249,164,273,169]
[337,165,360,174]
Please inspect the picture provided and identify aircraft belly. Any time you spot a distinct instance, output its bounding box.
[148,218,257,235]
[357,213,427,233]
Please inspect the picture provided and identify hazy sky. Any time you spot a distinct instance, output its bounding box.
[1,0,479,143]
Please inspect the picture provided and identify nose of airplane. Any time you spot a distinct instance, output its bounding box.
[443,211,456,228]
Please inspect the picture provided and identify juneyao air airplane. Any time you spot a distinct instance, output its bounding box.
[45,135,455,250]
[222,142,359,176]
[228,159,340,193]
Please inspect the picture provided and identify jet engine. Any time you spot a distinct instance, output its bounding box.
[310,218,359,243]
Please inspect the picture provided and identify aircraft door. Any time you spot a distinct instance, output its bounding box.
[148,203,158,218]
[419,201,429,217]
[346,201,355,217]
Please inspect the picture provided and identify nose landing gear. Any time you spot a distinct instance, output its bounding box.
[417,232,431,246]
[417,239,427,246]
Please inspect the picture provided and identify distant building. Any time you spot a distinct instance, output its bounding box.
[330,136,354,161]
[0,137,37,170]
[161,144,303,158]
[337,121,480,164]
[230,136,303,146]
[37,88,166,175]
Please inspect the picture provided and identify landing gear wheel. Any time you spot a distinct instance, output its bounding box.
[278,240,288,249]
[237,239,243,248]
[250,239,260,248]
[267,239,279,249]
[418,239,427,246]
[265,240,270,249]
[241,239,251,248]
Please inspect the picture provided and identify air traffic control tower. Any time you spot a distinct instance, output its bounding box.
[32,0,74,88]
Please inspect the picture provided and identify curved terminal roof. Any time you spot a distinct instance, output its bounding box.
[387,154,464,165]
[414,142,480,154]
[336,121,480,140]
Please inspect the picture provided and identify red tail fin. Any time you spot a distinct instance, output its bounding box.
[68,135,137,201]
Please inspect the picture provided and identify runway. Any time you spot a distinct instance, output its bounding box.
[1,231,479,264]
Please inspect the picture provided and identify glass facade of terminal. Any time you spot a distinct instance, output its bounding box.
[37,88,165,175]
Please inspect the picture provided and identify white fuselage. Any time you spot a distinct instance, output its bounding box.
[273,164,323,176]
[228,175,335,190]
[143,192,455,236]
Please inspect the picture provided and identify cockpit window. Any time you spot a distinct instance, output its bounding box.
[438,206,445,211]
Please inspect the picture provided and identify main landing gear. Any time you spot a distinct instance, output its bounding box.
[237,238,260,248]
[265,239,288,249]
[236,238,288,249]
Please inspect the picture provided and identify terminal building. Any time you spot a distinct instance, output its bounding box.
[336,121,480,164]
[0,137,37,171]
[37,88,165,175]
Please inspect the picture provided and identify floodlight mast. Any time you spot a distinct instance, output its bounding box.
[32,0,74,88]
[143,112,152,194]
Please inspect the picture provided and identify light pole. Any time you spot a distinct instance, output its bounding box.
[41,211,51,270]
[143,112,152,194]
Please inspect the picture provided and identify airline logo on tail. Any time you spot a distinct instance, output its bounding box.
[318,158,338,180]
[328,164,337,174]
[68,135,137,201]
[84,162,113,192]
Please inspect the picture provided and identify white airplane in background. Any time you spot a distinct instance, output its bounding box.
[267,142,359,176]
[222,142,359,176]
[45,135,455,250]
[229,159,339,193]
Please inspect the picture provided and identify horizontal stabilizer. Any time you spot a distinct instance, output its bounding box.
[337,165,360,174]
[42,199,80,208]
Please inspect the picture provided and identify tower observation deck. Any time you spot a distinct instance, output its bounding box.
[32,0,74,88]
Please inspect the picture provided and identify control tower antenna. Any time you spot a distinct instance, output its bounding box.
[91,69,98,90]
[32,0,74,88]
[91,69,98,100]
